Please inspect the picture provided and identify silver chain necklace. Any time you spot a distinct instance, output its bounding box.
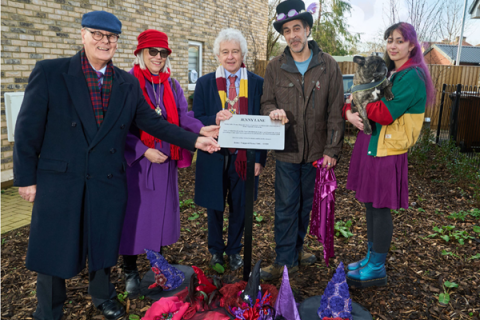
[151,77,162,116]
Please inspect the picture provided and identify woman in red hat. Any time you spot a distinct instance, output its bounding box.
[118,29,219,296]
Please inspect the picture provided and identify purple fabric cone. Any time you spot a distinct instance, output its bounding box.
[274,266,301,320]
[310,157,337,266]
[317,262,352,320]
[145,249,185,291]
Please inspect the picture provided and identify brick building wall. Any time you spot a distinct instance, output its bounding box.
[1,0,268,183]
[424,48,452,65]
[424,48,480,66]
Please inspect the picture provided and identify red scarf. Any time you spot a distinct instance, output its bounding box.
[133,64,180,160]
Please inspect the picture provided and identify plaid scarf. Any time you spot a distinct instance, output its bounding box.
[81,48,115,127]
[215,64,248,180]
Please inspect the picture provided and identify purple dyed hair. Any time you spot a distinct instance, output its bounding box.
[384,22,436,107]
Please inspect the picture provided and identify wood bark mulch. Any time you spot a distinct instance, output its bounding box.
[2,144,479,319]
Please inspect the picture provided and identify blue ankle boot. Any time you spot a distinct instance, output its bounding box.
[346,250,388,288]
[347,242,372,271]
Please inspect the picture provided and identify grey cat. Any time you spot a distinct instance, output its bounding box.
[351,55,394,135]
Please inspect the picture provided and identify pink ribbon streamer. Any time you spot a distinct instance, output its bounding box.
[309,157,337,267]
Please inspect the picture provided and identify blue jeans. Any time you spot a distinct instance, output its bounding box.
[274,160,316,267]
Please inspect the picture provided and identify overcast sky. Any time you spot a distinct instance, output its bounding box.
[347,0,480,46]
[300,0,480,47]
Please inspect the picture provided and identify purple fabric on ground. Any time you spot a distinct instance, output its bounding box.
[310,157,337,266]
[346,131,409,210]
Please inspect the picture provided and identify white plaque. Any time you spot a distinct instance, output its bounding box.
[4,92,25,142]
[218,115,285,150]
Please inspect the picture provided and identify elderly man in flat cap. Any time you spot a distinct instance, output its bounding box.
[13,11,220,320]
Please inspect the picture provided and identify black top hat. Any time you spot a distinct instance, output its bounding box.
[273,0,315,33]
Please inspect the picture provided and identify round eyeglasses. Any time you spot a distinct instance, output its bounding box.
[85,28,119,43]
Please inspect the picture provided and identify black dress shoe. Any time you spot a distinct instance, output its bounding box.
[210,253,224,266]
[229,253,244,271]
[97,299,125,320]
[124,269,141,297]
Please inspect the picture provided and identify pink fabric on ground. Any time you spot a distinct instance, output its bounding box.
[142,296,190,320]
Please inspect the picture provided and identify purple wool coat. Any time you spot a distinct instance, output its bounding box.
[119,69,203,255]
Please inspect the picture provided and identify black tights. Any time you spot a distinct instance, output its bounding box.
[123,247,163,271]
[365,202,393,254]
[123,255,138,271]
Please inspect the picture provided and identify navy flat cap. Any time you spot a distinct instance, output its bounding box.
[81,11,122,34]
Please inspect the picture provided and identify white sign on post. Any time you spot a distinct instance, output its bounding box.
[218,115,285,150]
[5,92,25,142]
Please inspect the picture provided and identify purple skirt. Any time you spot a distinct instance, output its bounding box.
[346,131,409,210]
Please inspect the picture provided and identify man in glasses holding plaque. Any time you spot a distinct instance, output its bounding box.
[193,28,267,273]
[13,11,219,320]
[260,0,344,280]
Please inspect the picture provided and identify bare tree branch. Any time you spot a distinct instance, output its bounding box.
[438,0,469,43]
[266,0,282,60]
[384,0,400,26]
[404,0,443,41]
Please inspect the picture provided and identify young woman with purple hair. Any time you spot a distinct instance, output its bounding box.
[342,22,435,288]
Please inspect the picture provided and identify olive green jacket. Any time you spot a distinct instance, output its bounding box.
[261,41,344,163]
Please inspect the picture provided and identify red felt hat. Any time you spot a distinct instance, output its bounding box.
[134,29,172,56]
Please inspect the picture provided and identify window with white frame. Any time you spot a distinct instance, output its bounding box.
[188,41,202,91]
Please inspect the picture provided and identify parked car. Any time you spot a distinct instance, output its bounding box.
[343,74,354,102]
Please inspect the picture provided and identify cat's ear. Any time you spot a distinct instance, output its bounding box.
[353,55,366,66]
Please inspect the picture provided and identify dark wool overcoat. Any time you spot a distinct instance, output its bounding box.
[13,51,198,279]
[192,71,267,212]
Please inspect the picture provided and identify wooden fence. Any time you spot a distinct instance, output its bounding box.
[254,60,480,127]
[427,65,480,127]
[337,61,357,75]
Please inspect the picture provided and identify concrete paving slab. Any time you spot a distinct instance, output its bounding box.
[1,187,33,234]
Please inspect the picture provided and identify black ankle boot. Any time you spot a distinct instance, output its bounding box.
[123,255,141,297]
[124,268,141,296]
[97,299,125,320]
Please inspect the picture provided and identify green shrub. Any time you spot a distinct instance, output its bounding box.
[334,220,354,238]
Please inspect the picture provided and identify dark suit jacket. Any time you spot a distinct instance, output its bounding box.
[193,71,266,211]
[13,51,198,279]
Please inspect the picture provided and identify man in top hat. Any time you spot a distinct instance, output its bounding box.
[13,11,219,320]
[260,0,344,280]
